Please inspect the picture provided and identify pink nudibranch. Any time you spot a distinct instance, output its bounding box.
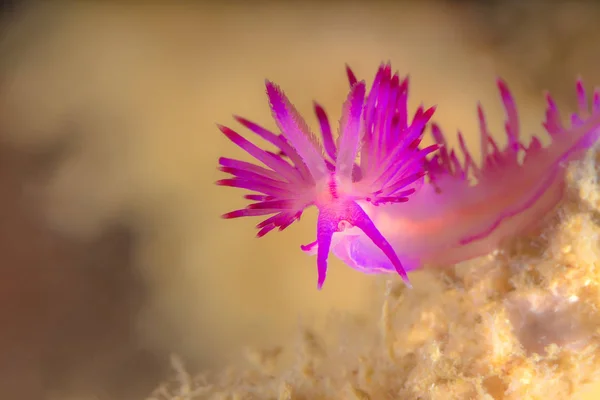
[217,62,600,289]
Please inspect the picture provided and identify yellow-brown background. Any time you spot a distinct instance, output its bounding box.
[0,2,597,399]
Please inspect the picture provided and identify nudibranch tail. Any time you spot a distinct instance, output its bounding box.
[217,64,434,289]
[426,78,600,245]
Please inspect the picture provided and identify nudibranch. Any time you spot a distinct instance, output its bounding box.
[217,63,600,289]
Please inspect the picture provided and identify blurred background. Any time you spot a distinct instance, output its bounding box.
[0,1,598,399]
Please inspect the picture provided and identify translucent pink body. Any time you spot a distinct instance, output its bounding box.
[317,80,600,273]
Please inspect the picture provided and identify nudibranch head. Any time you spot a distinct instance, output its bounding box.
[217,63,437,289]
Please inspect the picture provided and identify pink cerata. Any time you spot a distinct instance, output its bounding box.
[216,62,600,290]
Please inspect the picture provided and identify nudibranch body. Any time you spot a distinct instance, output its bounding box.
[324,69,600,274]
[217,63,600,289]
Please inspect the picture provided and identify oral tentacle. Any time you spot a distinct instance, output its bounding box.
[315,199,410,289]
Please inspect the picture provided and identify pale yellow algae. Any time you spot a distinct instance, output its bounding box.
[149,147,600,400]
